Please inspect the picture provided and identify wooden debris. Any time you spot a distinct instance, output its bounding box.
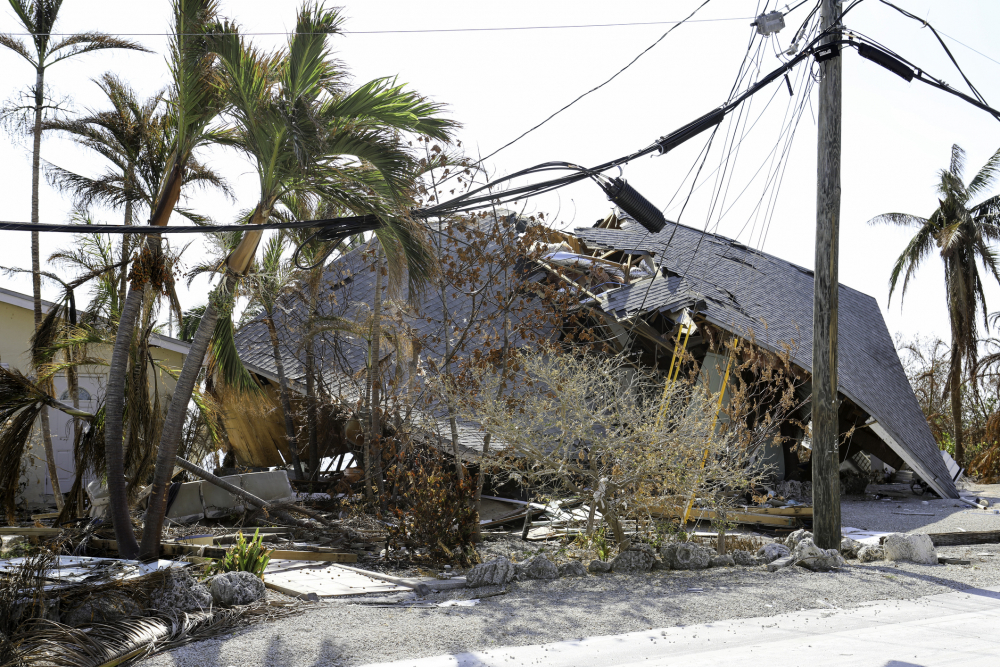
[927,530,1000,547]
[89,538,358,563]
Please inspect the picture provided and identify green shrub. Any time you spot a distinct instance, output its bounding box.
[210,529,271,579]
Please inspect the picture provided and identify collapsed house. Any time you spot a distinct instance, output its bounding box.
[229,212,959,500]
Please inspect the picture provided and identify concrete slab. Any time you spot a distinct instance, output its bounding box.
[264,559,407,597]
[241,470,295,504]
[164,481,204,523]
[359,586,1000,667]
[202,475,244,518]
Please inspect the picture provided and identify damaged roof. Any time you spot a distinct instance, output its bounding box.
[574,219,958,499]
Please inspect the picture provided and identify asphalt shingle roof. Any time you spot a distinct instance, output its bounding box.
[574,220,958,499]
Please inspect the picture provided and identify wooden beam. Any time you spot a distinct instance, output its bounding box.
[645,505,803,528]
[89,538,357,563]
[0,527,64,536]
[927,530,1000,547]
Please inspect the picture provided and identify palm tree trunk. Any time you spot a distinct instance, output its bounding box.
[138,274,229,559]
[306,335,318,474]
[105,286,143,558]
[118,165,135,307]
[306,276,319,475]
[366,247,386,501]
[28,64,63,510]
[265,314,305,481]
[951,346,965,464]
[139,228,263,559]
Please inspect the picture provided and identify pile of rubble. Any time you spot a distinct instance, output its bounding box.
[466,528,945,587]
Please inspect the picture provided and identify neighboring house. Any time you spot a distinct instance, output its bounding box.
[231,213,958,499]
[0,286,190,508]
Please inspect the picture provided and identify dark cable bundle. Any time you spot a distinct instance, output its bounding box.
[596,176,666,233]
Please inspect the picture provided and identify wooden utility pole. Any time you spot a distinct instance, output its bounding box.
[811,0,843,550]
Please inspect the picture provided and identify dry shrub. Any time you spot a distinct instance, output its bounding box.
[969,442,1000,483]
[448,342,797,545]
[385,448,479,564]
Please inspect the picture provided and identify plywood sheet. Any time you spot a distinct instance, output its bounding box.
[264,560,406,597]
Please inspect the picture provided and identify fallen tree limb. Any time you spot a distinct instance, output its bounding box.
[173,456,336,527]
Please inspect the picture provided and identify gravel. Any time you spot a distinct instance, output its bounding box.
[140,485,1000,667]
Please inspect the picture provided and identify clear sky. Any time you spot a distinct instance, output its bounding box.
[2,0,999,348]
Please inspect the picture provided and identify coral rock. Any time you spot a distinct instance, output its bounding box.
[466,557,516,588]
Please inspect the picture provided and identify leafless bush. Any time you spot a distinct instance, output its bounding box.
[447,340,798,545]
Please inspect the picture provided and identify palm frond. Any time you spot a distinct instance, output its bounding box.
[208,308,261,394]
[968,146,1000,199]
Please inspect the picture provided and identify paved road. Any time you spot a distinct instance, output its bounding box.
[360,585,1000,667]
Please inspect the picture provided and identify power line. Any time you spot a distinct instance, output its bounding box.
[937,30,1000,69]
[0,16,758,38]
[471,0,716,167]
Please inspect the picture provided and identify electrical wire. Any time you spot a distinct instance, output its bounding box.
[470,0,716,168]
[0,16,760,38]
[875,0,989,106]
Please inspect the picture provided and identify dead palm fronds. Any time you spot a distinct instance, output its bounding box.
[0,553,54,666]
[5,601,300,667]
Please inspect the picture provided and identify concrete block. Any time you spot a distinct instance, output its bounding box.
[239,470,295,504]
[202,475,245,518]
[165,481,205,523]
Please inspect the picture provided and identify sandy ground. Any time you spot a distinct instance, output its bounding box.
[140,484,1000,667]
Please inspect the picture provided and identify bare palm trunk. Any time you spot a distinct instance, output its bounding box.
[366,247,386,502]
[306,336,318,474]
[118,165,135,307]
[305,277,319,475]
[28,65,63,510]
[105,286,143,558]
[139,229,263,559]
[138,274,228,559]
[265,314,304,480]
[951,346,964,464]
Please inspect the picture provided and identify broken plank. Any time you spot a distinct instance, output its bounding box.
[89,538,357,563]
[0,527,64,536]
[646,505,801,528]
[927,530,1000,547]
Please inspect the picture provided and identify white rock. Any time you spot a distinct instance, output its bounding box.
[149,569,212,612]
[209,571,265,607]
[515,555,559,580]
[840,537,862,559]
[558,561,587,577]
[767,555,794,571]
[667,543,712,570]
[466,557,516,588]
[883,533,937,565]
[588,559,612,573]
[792,538,844,571]
[858,544,885,562]
[757,542,791,563]
[611,543,656,573]
[785,529,813,548]
[710,554,735,568]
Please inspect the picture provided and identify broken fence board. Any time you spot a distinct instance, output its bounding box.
[89,539,357,563]
[646,506,802,528]
[0,527,64,536]
[927,530,1000,547]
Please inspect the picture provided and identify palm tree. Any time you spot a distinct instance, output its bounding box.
[870,144,1000,464]
[138,3,455,559]
[100,0,227,559]
[243,233,306,479]
[43,74,230,302]
[0,0,148,510]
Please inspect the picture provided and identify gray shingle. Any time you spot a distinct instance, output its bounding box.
[575,220,957,499]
